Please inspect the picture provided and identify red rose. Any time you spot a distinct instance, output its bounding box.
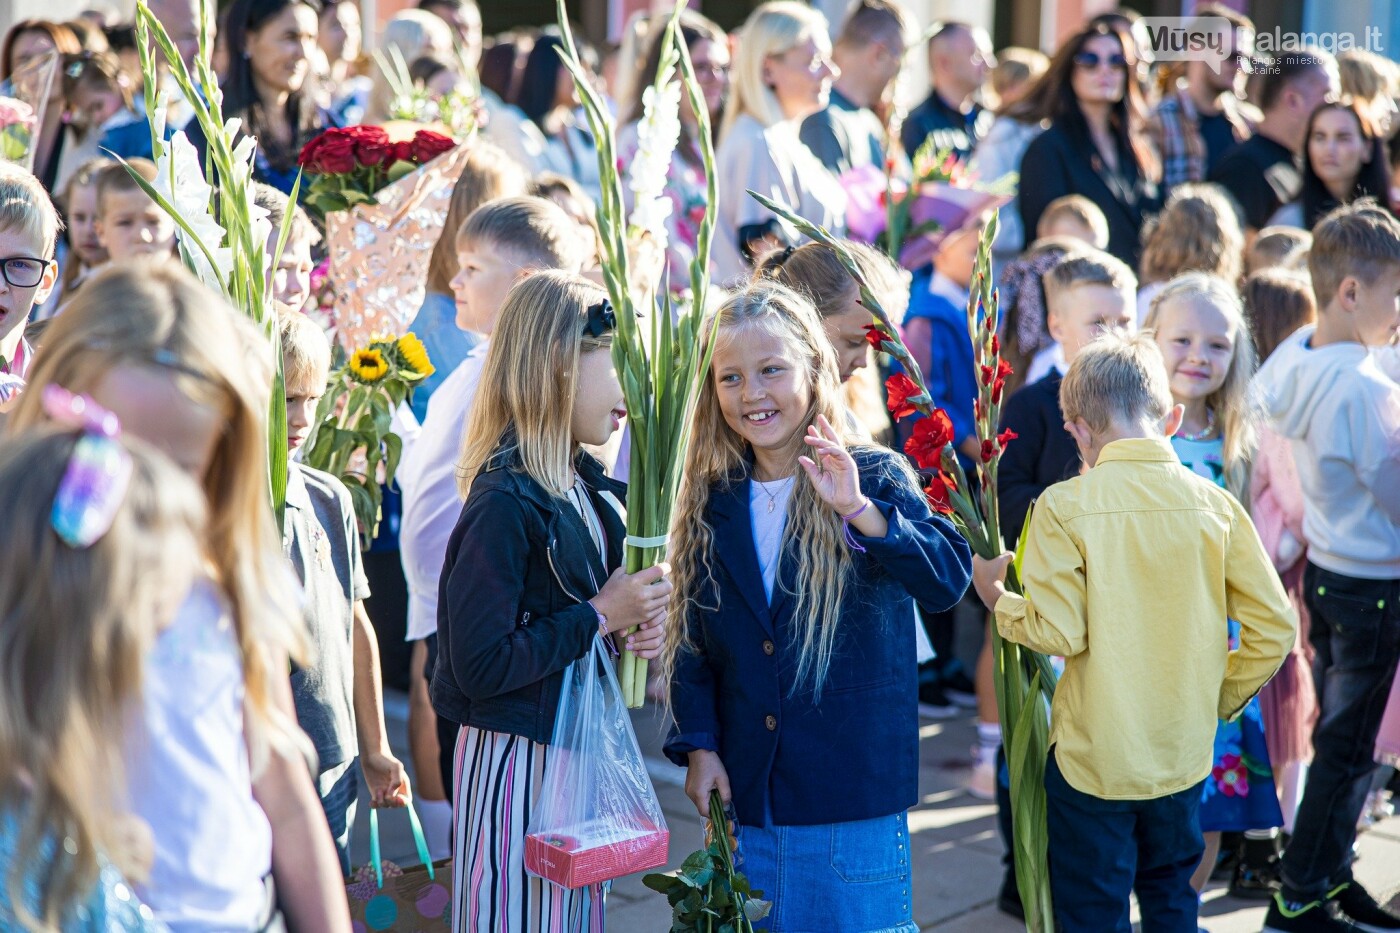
[410,130,455,163]
[863,324,885,351]
[394,140,414,163]
[349,125,392,166]
[924,475,954,515]
[304,129,357,174]
[885,373,920,421]
[904,409,954,469]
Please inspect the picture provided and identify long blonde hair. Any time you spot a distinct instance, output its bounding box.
[457,271,610,497]
[1144,271,1258,500]
[720,2,829,141]
[0,427,205,933]
[663,281,904,698]
[8,259,308,767]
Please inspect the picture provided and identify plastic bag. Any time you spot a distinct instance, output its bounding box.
[525,636,669,889]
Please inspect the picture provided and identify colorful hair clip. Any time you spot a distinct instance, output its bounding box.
[41,385,133,549]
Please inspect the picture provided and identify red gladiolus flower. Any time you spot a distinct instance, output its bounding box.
[904,409,954,469]
[997,358,1014,380]
[991,335,1000,354]
[973,399,982,420]
[940,469,959,493]
[981,438,998,463]
[997,428,1019,448]
[885,373,920,420]
[924,475,954,515]
[863,324,885,350]
[992,378,1006,404]
[979,364,995,386]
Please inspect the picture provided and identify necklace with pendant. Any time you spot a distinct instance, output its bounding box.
[755,477,789,513]
[1175,408,1217,441]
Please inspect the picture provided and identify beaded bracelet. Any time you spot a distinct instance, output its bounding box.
[839,498,871,553]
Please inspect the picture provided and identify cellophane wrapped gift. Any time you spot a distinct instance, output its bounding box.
[525,637,669,889]
[0,51,57,172]
[323,142,471,352]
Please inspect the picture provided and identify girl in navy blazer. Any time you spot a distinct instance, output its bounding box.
[661,281,973,932]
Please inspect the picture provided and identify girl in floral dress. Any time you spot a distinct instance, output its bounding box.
[1146,272,1285,894]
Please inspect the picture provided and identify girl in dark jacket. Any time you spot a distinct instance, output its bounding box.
[661,281,972,932]
[432,271,671,931]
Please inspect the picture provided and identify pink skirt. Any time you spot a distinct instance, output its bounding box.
[1258,561,1318,766]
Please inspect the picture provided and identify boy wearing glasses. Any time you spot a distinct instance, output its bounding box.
[0,165,61,407]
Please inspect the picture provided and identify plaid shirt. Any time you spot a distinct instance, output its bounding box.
[1147,85,1254,191]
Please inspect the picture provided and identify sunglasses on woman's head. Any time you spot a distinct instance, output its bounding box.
[1072,51,1127,71]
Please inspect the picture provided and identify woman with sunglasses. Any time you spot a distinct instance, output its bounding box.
[1016,23,1161,269]
[712,1,847,284]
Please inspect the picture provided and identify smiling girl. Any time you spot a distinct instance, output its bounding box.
[662,281,971,931]
[1145,272,1283,892]
[434,271,671,931]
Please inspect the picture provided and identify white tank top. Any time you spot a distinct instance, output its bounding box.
[125,578,272,932]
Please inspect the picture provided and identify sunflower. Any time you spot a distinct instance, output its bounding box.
[348,347,389,383]
[397,332,435,377]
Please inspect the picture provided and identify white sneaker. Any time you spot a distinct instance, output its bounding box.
[967,752,996,800]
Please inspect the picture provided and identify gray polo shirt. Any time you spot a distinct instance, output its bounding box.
[284,463,371,771]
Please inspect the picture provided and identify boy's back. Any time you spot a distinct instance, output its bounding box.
[1256,326,1400,579]
[999,436,1293,799]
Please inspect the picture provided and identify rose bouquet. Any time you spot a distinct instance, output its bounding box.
[301,332,434,548]
[0,51,55,171]
[298,125,456,216]
[556,2,717,708]
[749,191,1057,932]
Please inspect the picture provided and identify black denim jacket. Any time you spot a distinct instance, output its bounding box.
[430,445,626,743]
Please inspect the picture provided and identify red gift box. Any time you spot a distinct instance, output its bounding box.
[525,820,669,889]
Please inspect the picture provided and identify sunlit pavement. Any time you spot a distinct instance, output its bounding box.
[357,691,1400,932]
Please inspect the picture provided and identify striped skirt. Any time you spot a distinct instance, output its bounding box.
[452,726,605,933]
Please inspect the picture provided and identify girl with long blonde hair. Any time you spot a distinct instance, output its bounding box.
[661,281,971,930]
[8,259,349,932]
[436,271,671,932]
[0,421,205,932]
[712,2,846,283]
[1144,271,1282,891]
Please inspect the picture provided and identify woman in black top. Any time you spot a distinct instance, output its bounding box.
[1271,100,1391,230]
[188,0,334,195]
[1016,24,1161,269]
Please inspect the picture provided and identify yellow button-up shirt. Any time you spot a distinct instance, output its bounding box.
[995,437,1296,800]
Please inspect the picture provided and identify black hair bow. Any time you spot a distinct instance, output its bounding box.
[583,299,616,338]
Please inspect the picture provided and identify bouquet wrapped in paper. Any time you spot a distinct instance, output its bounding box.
[0,51,57,171]
[298,125,466,352]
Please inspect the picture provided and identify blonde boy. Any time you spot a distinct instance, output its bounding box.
[1256,200,1400,932]
[973,332,1293,932]
[396,195,584,851]
[279,311,409,874]
[1000,249,1136,538]
[0,165,61,404]
[1036,194,1110,251]
[255,183,319,311]
[94,160,177,262]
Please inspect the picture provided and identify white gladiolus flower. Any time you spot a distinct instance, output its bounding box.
[626,78,682,250]
[154,129,232,287]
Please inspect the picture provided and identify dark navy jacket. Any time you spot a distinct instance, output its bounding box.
[431,447,626,743]
[664,450,973,827]
[997,370,1080,545]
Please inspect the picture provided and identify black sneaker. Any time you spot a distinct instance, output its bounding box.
[1333,882,1400,931]
[1262,893,1362,932]
[917,682,958,719]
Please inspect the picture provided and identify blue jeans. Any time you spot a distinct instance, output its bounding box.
[738,812,917,933]
[316,758,359,876]
[1280,564,1400,900]
[1045,750,1203,933]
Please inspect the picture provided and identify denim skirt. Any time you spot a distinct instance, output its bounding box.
[737,811,917,933]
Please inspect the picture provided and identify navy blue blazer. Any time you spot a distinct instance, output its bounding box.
[664,450,973,827]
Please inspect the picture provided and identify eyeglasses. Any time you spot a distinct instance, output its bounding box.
[0,257,53,289]
[1072,51,1128,71]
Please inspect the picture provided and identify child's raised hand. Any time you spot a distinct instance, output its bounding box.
[972,552,1015,612]
[798,414,863,515]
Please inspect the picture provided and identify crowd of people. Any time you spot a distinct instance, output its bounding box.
[1,0,1400,932]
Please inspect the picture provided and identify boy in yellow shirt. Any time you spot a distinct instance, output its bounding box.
[972,332,1294,932]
